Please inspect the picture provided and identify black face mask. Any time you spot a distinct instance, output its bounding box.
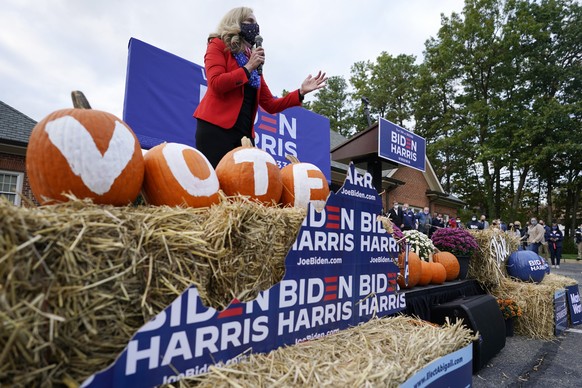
[240,23,260,45]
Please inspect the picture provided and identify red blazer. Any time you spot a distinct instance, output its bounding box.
[194,38,302,131]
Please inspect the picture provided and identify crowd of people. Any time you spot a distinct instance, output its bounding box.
[385,202,581,269]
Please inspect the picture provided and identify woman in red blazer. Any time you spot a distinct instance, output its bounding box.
[194,6,327,167]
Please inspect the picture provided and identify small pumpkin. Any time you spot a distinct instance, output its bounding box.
[215,137,282,205]
[280,155,330,211]
[433,251,460,281]
[397,251,422,289]
[430,262,447,284]
[26,91,144,205]
[417,260,433,286]
[142,142,220,207]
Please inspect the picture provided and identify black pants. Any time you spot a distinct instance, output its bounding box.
[195,119,253,168]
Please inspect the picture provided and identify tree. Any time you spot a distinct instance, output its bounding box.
[309,76,354,137]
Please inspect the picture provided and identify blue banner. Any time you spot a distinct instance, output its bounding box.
[81,164,403,387]
[123,37,331,181]
[555,289,568,336]
[566,285,582,326]
[378,118,426,172]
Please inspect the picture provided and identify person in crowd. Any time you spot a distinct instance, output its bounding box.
[538,219,551,260]
[526,217,546,254]
[416,207,432,235]
[491,220,500,229]
[193,6,327,167]
[478,214,489,230]
[448,217,458,228]
[455,216,464,229]
[520,221,529,250]
[547,222,564,268]
[430,213,445,236]
[467,215,481,230]
[499,220,508,232]
[401,203,416,231]
[576,223,582,262]
[388,201,403,229]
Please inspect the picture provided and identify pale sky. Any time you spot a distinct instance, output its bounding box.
[0,0,466,122]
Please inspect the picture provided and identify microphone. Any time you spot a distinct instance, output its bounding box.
[255,35,263,75]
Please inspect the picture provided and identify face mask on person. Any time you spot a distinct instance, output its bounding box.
[472,217,477,221]
[530,220,537,225]
[240,23,260,45]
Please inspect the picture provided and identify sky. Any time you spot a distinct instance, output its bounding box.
[0,0,466,123]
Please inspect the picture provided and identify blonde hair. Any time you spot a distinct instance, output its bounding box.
[208,7,254,53]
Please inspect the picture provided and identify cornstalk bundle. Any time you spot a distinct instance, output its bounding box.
[0,197,304,387]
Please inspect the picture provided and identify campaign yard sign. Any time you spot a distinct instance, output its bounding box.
[123,37,331,181]
[81,164,404,387]
[566,285,582,326]
[378,117,426,172]
[554,289,568,336]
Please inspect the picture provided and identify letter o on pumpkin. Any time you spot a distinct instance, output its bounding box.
[26,108,144,205]
[142,143,220,207]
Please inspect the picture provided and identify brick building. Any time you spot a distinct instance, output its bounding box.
[0,101,37,206]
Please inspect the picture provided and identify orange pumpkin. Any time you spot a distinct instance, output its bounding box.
[280,155,330,211]
[215,137,282,205]
[26,91,144,205]
[433,252,461,281]
[430,262,447,284]
[397,251,422,289]
[142,142,220,207]
[417,260,433,286]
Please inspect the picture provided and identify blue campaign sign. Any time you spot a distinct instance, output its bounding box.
[123,37,331,181]
[566,285,582,326]
[378,118,426,172]
[555,289,568,336]
[81,164,403,387]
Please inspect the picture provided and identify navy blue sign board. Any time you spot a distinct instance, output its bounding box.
[378,117,426,172]
[81,164,404,387]
[123,38,331,180]
[554,290,568,336]
[566,285,582,326]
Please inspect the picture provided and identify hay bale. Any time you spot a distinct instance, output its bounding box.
[0,197,304,387]
[175,316,475,388]
[467,229,520,289]
[491,274,578,340]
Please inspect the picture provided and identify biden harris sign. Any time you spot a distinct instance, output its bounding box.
[378,118,426,172]
[123,38,331,181]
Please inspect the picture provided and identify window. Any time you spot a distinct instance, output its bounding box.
[0,170,24,206]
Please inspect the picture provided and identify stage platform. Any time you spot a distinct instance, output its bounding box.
[402,279,486,321]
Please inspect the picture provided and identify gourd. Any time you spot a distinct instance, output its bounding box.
[280,155,330,211]
[417,260,433,286]
[141,142,220,207]
[215,137,282,205]
[430,262,447,284]
[26,91,144,205]
[432,252,461,281]
[397,251,422,289]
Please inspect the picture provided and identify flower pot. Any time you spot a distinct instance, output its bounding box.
[505,318,514,337]
[456,255,470,280]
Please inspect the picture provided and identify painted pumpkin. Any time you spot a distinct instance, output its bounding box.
[506,250,547,283]
[26,91,144,205]
[430,262,447,284]
[397,251,422,289]
[280,155,330,211]
[142,142,220,207]
[215,137,282,205]
[417,260,433,286]
[433,252,460,281]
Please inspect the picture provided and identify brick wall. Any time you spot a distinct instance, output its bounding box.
[0,152,38,206]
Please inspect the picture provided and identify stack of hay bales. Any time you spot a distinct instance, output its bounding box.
[0,197,304,386]
[466,228,578,339]
[180,316,475,388]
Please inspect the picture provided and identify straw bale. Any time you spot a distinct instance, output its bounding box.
[0,197,304,387]
[467,229,520,290]
[491,274,578,340]
[172,316,476,388]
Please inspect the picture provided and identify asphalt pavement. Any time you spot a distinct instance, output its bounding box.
[472,260,582,387]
